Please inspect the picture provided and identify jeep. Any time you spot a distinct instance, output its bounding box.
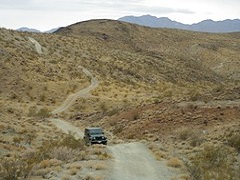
[84,127,107,145]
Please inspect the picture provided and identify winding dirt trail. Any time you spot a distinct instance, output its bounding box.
[28,34,179,179]
[48,65,98,138]
[47,65,178,179]
[51,65,98,114]
[48,118,83,139]
[28,37,43,54]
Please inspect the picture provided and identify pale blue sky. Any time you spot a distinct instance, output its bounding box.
[0,0,239,31]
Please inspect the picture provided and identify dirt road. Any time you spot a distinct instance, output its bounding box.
[49,118,83,139]
[108,142,178,180]
[49,117,179,179]
[43,51,178,179]
[28,37,43,54]
[51,66,98,114]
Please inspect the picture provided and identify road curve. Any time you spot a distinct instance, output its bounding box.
[49,118,83,139]
[51,66,98,114]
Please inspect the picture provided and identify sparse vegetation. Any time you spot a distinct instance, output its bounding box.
[0,19,240,179]
[185,143,238,180]
[167,157,183,168]
[0,158,32,180]
[226,129,240,152]
[28,106,50,118]
[148,144,167,161]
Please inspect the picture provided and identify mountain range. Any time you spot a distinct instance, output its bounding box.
[16,27,60,33]
[118,15,240,33]
[16,15,240,34]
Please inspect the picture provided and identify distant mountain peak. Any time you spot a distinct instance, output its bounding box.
[16,27,41,33]
[118,15,240,33]
[16,27,60,33]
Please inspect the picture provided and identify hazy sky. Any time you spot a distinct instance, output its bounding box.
[0,0,239,31]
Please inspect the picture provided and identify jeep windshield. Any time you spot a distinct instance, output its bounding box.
[89,128,103,135]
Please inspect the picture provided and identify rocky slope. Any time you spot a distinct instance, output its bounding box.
[0,19,240,179]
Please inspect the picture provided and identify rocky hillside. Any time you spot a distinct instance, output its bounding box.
[56,19,240,81]
[0,19,240,179]
[0,19,240,117]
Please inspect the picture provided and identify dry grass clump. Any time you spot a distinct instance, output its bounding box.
[167,157,183,168]
[28,106,50,118]
[87,162,107,170]
[68,167,79,175]
[36,133,85,162]
[61,175,71,180]
[48,146,85,161]
[0,133,86,179]
[85,174,103,180]
[154,151,167,161]
[226,129,240,152]
[39,159,62,168]
[0,157,32,180]
[88,145,112,160]
[177,127,194,141]
[185,143,239,180]
[177,127,204,147]
[148,144,167,161]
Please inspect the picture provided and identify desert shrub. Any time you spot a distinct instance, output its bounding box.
[190,92,201,101]
[100,103,108,113]
[177,128,203,146]
[84,174,103,180]
[38,133,85,160]
[107,108,119,116]
[28,106,37,117]
[112,125,123,135]
[0,158,32,180]
[226,130,240,152]
[189,133,204,147]
[61,175,71,180]
[48,146,84,161]
[39,159,62,169]
[40,94,46,102]
[163,89,173,97]
[88,162,107,170]
[178,127,193,141]
[69,167,78,175]
[148,144,167,161]
[36,107,50,118]
[130,111,140,120]
[10,92,18,100]
[28,106,50,118]
[186,143,237,180]
[59,132,85,149]
[167,157,183,168]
